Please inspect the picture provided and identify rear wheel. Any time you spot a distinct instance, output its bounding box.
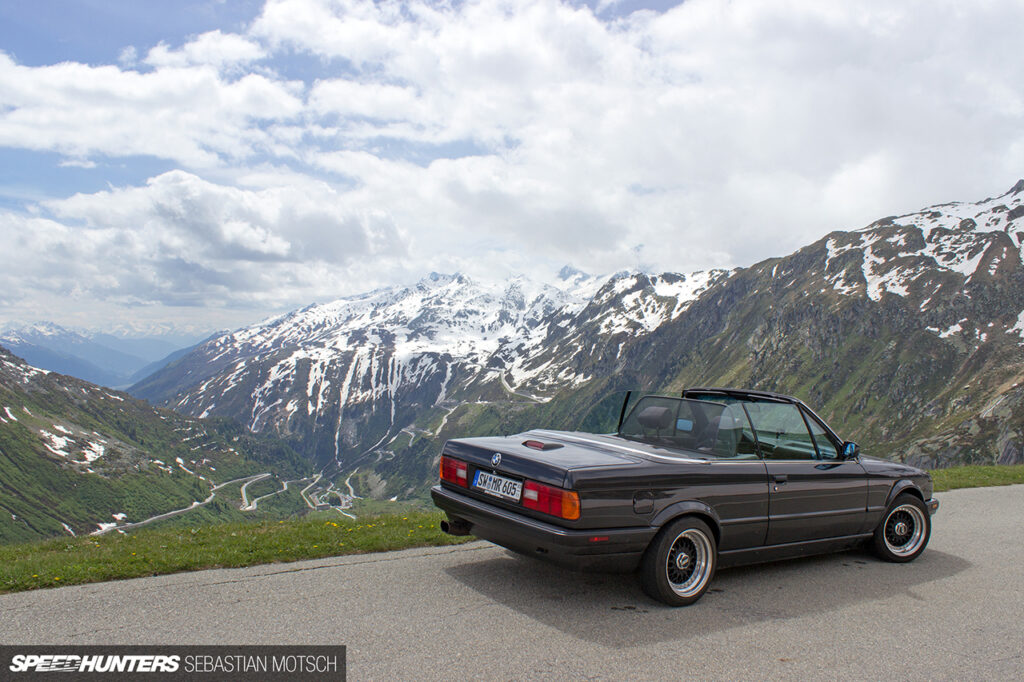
[872,494,930,562]
[640,517,716,606]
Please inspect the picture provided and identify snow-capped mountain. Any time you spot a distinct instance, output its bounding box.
[0,321,147,387]
[133,182,1024,499]
[132,268,730,469]
[631,180,1024,469]
[0,321,205,388]
[823,179,1023,323]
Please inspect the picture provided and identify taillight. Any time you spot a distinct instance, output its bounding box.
[440,455,468,488]
[522,480,580,520]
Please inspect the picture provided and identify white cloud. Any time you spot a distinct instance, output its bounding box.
[57,158,97,169]
[0,172,406,317]
[0,51,302,167]
[0,0,1022,329]
[308,80,422,122]
[118,46,138,68]
[144,30,267,69]
[250,0,1024,266]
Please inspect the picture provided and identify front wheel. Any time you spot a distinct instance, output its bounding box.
[640,517,717,606]
[872,494,930,562]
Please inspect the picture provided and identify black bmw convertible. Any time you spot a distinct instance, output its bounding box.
[432,387,939,606]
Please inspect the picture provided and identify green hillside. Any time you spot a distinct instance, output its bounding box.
[0,347,312,544]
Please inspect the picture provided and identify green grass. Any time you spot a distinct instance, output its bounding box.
[0,510,470,595]
[3,464,1023,596]
[930,464,1024,492]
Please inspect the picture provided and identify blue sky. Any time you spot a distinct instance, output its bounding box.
[0,0,1021,335]
[0,1,262,66]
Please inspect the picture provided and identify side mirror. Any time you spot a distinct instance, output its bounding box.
[842,441,859,459]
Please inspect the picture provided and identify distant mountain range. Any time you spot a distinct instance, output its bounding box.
[0,346,310,543]
[0,322,205,388]
[131,183,1024,502]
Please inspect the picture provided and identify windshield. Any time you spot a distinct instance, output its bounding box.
[618,396,752,459]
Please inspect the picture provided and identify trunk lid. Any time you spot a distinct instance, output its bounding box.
[442,429,642,489]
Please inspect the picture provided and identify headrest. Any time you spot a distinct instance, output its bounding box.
[637,405,674,430]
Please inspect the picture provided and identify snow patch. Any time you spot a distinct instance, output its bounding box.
[82,441,105,462]
[39,430,72,457]
[939,322,964,339]
[1009,310,1024,341]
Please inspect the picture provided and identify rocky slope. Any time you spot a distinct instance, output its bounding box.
[626,181,1024,469]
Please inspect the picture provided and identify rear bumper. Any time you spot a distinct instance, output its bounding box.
[926,498,939,515]
[431,485,655,572]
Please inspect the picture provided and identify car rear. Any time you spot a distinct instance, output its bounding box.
[431,432,658,571]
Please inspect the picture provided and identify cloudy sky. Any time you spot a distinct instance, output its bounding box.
[0,0,1021,336]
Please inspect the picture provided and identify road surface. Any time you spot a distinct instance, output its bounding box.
[2,485,1021,680]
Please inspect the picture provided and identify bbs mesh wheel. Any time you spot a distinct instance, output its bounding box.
[872,493,930,562]
[640,517,716,606]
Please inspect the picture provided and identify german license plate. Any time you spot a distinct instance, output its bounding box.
[473,470,522,501]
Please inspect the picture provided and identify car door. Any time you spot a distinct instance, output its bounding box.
[696,402,770,551]
[744,401,867,545]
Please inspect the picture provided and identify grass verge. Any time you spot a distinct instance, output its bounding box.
[0,510,469,595]
[3,464,1023,595]
[929,464,1024,492]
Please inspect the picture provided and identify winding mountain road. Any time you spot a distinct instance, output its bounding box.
[4,485,1022,680]
[91,473,272,535]
[238,473,272,510]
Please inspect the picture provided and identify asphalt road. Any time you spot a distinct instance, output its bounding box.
[2,485,1022,680]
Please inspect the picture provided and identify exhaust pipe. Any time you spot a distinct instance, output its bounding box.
[440,518,472,536]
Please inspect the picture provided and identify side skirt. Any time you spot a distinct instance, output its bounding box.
[717,533,874,569]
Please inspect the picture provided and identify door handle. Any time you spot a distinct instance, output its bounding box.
[772,474,788,483]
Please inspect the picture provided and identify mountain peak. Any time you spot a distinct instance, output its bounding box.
[557,265,588,281]
[0,320,82,343]
[1008,179,1024,195]
[421,272,468,288]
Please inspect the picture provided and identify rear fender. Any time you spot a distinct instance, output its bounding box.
[651,500,722,545]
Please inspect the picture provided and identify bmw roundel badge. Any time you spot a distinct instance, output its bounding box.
[491,452,501,467]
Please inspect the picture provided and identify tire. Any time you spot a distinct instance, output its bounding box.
[872,493,931,563]
[640,517,717,606]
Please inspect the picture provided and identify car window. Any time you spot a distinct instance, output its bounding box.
[743,401,817,460]
[707,404,761,459]
[803,409,839,460]
[619,396,737,457]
